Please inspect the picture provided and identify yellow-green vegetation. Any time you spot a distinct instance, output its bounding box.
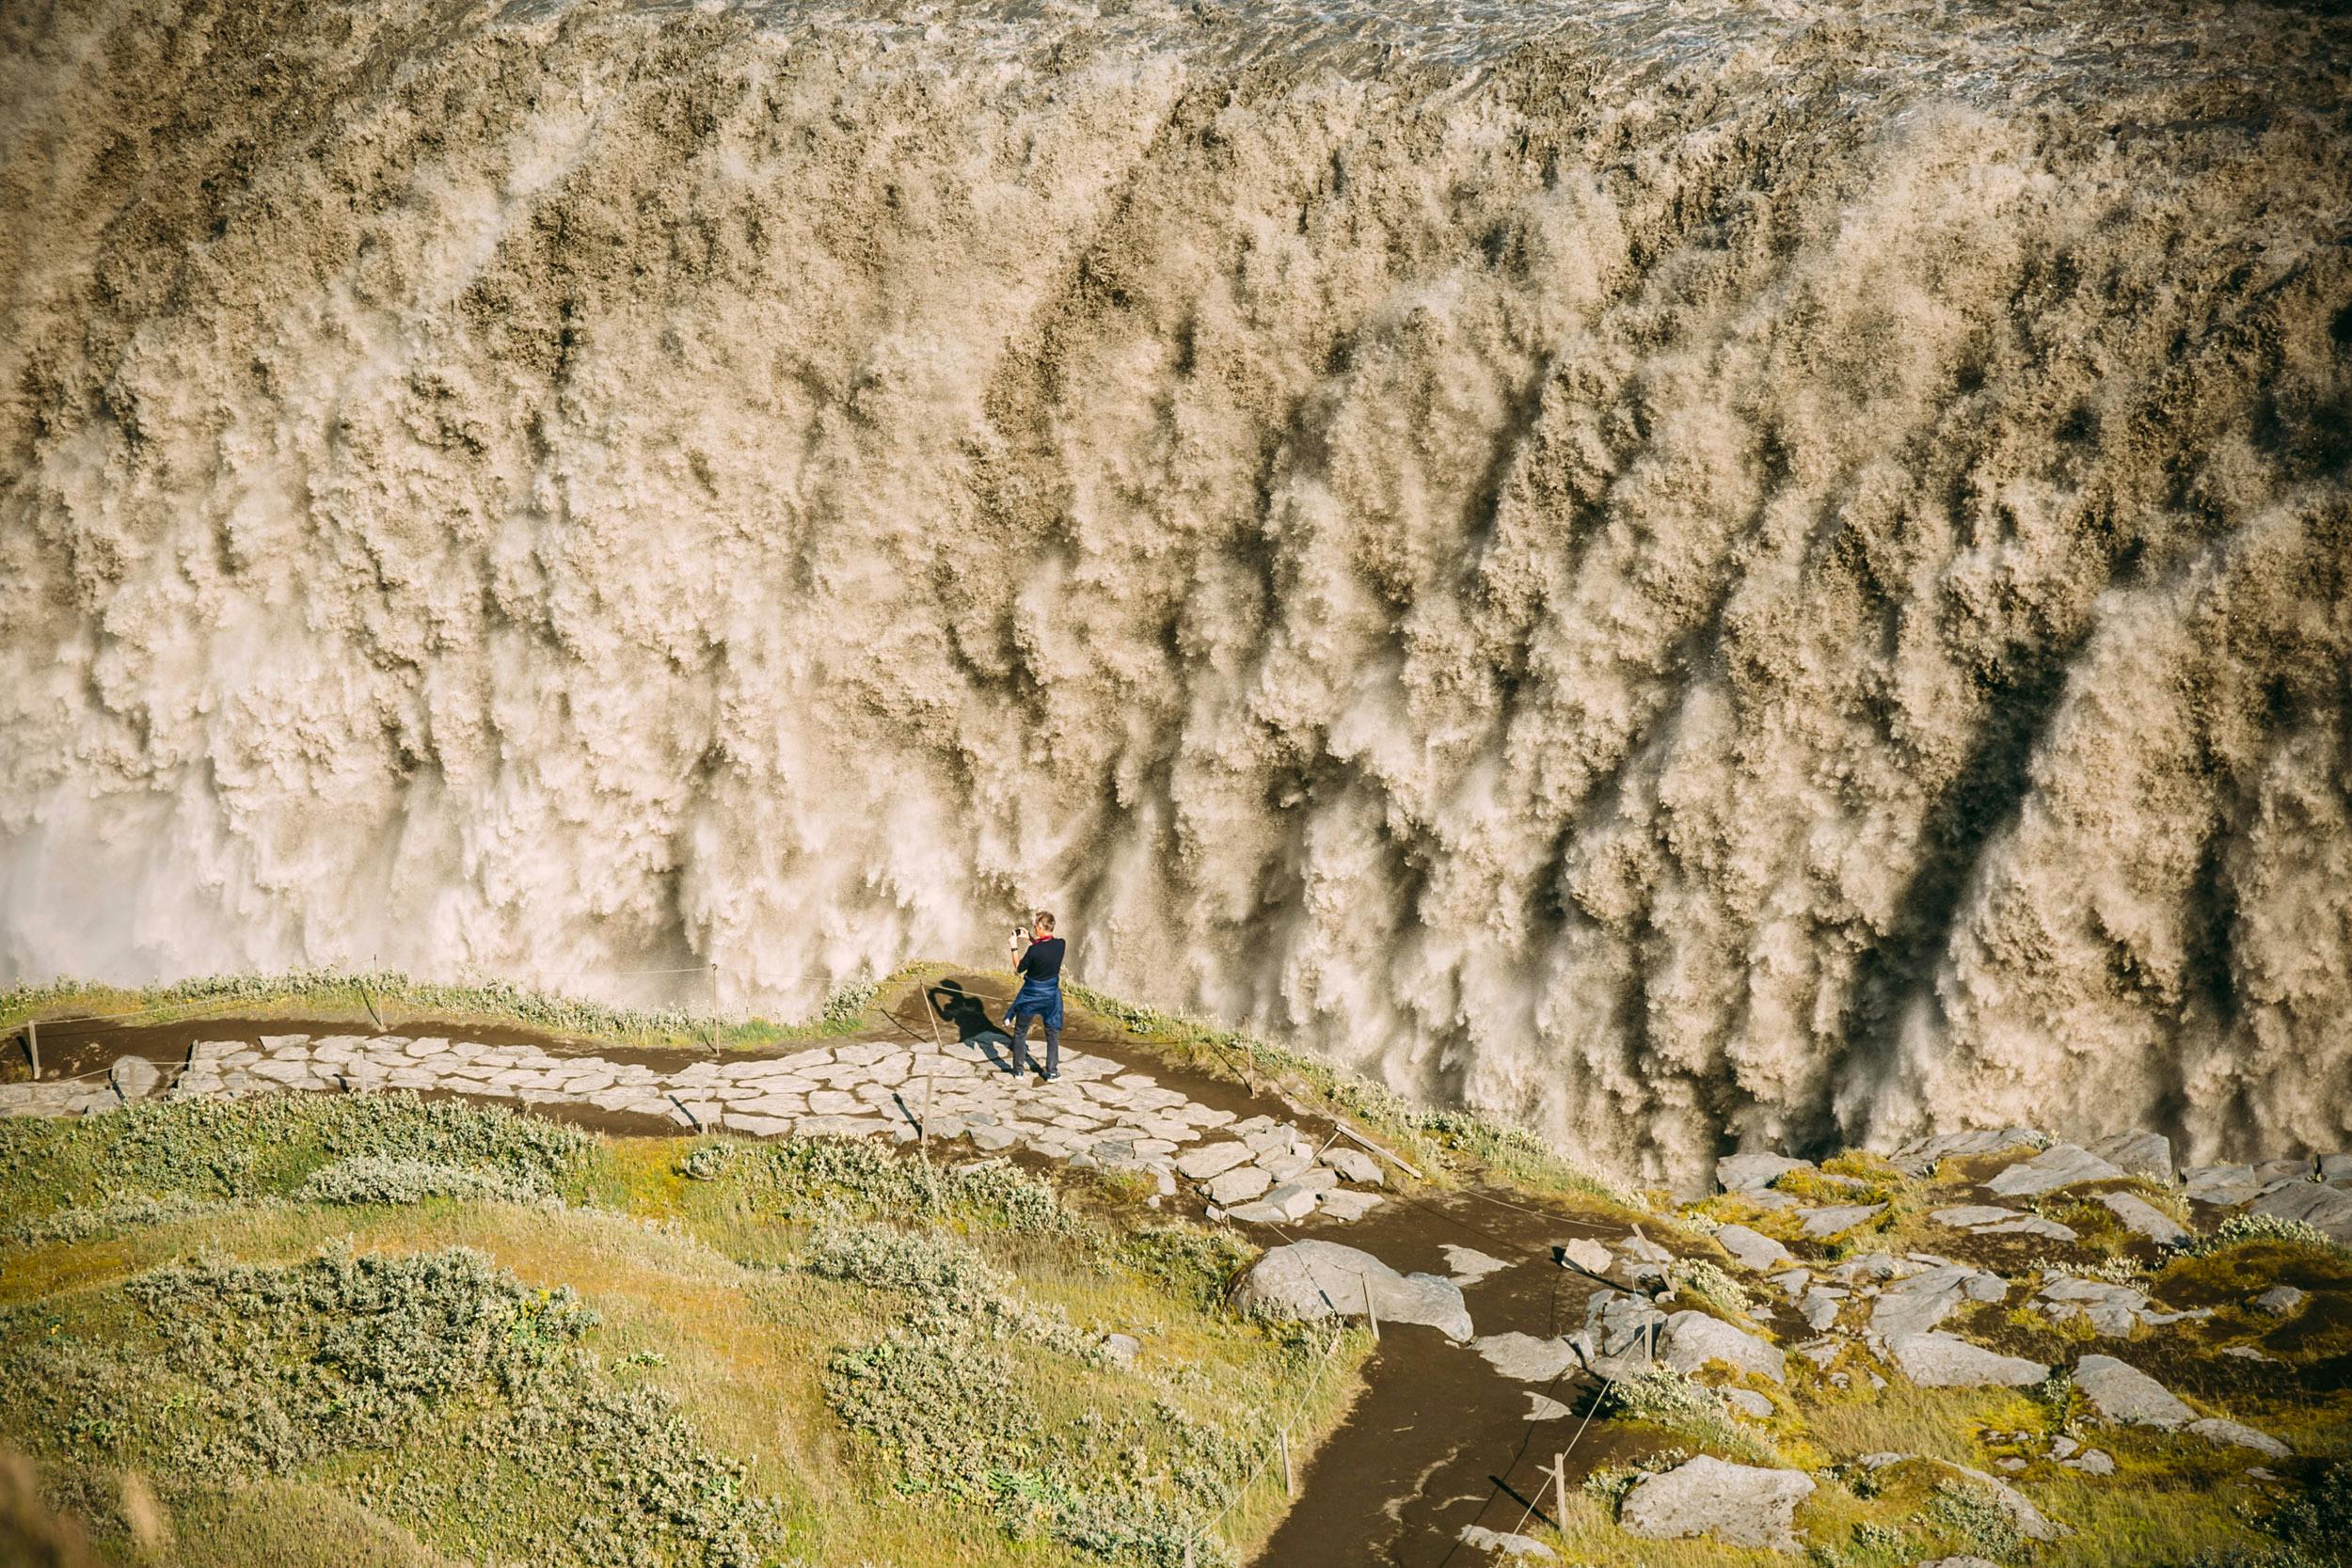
[0,1095,1366,1568]
[0,966,897,1059]
[1589,1163,2352,1567]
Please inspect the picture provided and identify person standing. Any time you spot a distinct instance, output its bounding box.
[1003,911,1066,1080]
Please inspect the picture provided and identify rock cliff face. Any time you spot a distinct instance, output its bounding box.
[3,0,2348,1179]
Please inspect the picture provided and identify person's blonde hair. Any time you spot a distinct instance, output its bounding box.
[1033,911,1056,933]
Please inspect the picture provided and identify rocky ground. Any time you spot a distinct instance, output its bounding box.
[1232,1125,2351,1563]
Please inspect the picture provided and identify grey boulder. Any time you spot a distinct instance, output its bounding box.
[2255,1285,2307,1315]
[1715,1224,1795,1272]
[1985,1144,2124,1197]
[1617,1455,1813,1549]
[2074,1355,2193,1428]
[2088,1130,2178,1185]
[2098,1190,2188,1246]
[1659,1310,1786,1385]
[1719,1151,1810,1192]
[1799,1203,1886,1239]
[1472,1332,1580,1383]
[1893,1127,2044,1177]
[1868,1263,2008,1342]
[1888,1332,2048,1388]
[2186,1418,2290,1458]
[2248,1181,2352,1243]
[1234,1240,1473,1341]
[1457,1525,1555,1560]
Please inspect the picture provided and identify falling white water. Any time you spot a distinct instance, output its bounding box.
[3,0,2348,1180]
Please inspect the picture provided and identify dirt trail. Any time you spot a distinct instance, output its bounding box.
[9,983,1646,1565]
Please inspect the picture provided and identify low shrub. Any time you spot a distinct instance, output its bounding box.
[751,1138,1066,1234]
[805,1223,1112,1364]
[820,976,882,1025]
[1123,1224,1255,1311]
[0,1093,590,1212]
[1665,1258,1755,1320]
[1926,1481,2028,1559]
[2175,1213,2342,1258]
[8,1193,218,1245]
[1599,1370,1769,1462]
[296,1156,547,1206]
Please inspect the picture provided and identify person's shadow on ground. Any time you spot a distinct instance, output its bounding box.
[926,978,1017,1071]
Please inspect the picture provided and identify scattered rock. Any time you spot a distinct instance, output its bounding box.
[2088,1130,2178,1186]
[1525,1391,1572,1420]
[1867,1263,2008,1342]
[2184,1164,2265,1207]
[1174,1142,1254,1180]
[2074,1355,2193,1428]
[1203,1164,1273,1206]
[1929,1205,2019,1230]
[1617,1455,1814,1550]
[109,1055,163,1101]
[1233,1240,1473,1341]
[1556,1238,1613,1275]
[1715,1224,1795,1272]
[2248,1181,2352,1244]
[1887,1332,2048,1388]
[1659,1311,1786,1384]
[1985,1144,2124,1197]
[1799,1203,1886,1239]
[1316,1188,1384,1223]
[1723,1387,1774,1419]
[1893,1128,2044,1177]
[2255,1285,2307,1315]
[1456,1525,1555,1560]
[2036,1276,2199,1337]
[2060,1449,2114,1476]
[1473,1333,1579,1382]
[2221,1345,2275,1362]
[1915,1559,2004,1568]
[1946,1466,2066,1540]
[2097,1190,2188,1246]
[1718,1151,1810,1192]
[2186,1418,2290,1458]
[1103,1333,1141,1367]
[1320,1147,1384,1186]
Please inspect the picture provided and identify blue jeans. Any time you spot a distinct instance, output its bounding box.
[1006,1011,1059,1077]
[1005,977,1062,1076]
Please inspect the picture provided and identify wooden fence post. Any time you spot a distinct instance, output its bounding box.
[25,1018,38,1081]
[1279,1430,1293,1497]
[1548,1451,1569,1528]
[1362,1272,1379,1339]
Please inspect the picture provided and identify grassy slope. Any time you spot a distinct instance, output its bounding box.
[0,1094,1365,1568]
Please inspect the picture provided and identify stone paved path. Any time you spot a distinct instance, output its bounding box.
[1,1028,1390,1227]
